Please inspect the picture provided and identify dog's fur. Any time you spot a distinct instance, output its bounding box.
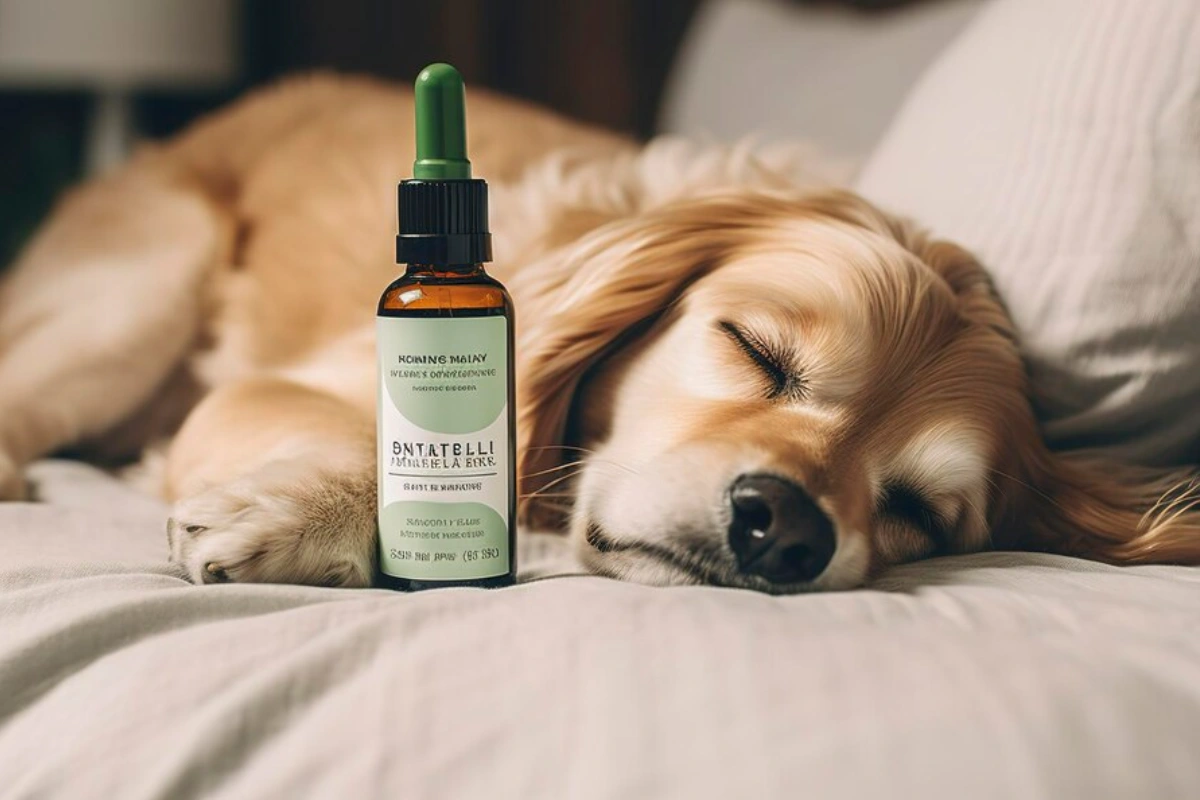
[2,75,1198,590]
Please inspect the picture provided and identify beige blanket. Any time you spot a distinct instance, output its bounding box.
[2,461,1199,799]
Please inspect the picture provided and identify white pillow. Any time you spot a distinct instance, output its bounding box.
[856,0,1200,466]
[659,0,984,158]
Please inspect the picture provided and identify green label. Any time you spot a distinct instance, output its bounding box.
[377,316,511,581]
[378,501,507,581]
[382,317,508,434]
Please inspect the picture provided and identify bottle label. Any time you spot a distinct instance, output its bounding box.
[376,315,511,580]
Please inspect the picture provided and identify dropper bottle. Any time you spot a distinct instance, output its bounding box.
[376,63,517,591]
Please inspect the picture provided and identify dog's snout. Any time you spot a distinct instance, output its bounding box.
[727,474,835,584]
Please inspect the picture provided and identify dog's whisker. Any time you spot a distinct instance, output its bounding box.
[1140,476,1200,530]
[1146,488,1200,530]
[983,469,1091,531]
[522,459,586,480]
[522,469,585,501]
[531,501,575,517]
[987,468,1059,508]
[526,445,600,456]
[570,456,637,476]
[523,445,638,476]
[592,458,638,476]
[956,493,993,547]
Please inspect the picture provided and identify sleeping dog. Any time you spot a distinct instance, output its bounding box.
[1,75,1197,591]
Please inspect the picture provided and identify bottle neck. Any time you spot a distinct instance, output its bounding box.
[403,262,488,280]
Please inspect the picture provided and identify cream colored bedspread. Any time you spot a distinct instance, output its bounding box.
[2,461,1199,799]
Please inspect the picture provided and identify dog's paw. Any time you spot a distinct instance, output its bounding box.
[0,451,27,502]
[168,458,377,587]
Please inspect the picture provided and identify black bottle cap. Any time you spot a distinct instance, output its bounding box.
[396,179,493,265]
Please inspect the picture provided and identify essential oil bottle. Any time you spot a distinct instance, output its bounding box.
[376,64,517,591]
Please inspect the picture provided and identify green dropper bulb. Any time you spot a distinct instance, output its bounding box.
[412,63,472,180]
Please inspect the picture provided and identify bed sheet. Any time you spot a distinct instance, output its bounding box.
[2,461,1199,799]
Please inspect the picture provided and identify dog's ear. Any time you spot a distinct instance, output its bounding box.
[841,199,1200,566]
[996,438,1200,566]
[901,224,1200,565]
[515,192,795,527]
[900,223,1200,564]
[880,214,1017,344]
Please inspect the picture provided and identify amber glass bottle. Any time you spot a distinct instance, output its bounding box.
[376,64,517,591]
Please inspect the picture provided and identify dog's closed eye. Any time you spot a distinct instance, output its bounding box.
[717,320,807,401]
[878,483,949,554]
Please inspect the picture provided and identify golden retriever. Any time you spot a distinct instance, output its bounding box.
[1,75,1197,591]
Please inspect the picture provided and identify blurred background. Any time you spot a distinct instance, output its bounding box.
[0,0,983,270]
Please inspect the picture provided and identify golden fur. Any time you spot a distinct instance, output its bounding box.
[0,74,1196,590]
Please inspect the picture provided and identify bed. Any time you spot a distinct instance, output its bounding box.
[4,0,1200,797]
[3,462,1200,797]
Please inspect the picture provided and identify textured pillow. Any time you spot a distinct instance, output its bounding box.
[855,0,1200,466]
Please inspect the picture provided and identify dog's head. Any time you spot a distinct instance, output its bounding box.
[516,189,1198,592]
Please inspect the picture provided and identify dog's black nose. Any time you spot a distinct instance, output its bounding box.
[727,473,835,584]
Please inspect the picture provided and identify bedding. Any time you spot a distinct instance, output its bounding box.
[3,461,1200,799]
[660,0,984,158]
